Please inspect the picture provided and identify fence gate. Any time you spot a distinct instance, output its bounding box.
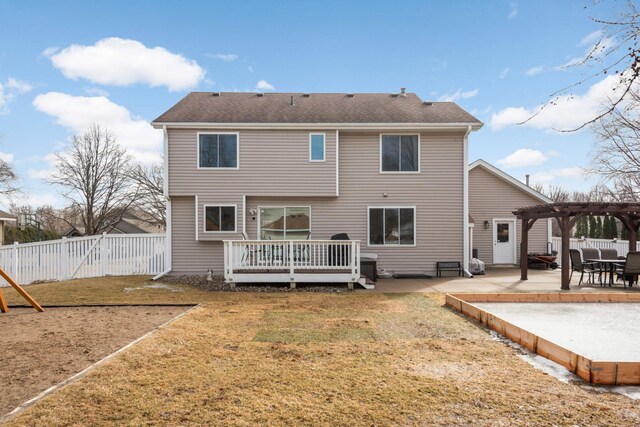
[0,233,166,286]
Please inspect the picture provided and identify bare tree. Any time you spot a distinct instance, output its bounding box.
[0,136,19,201]
[129,162,165,227]
[525,1,640,131]
[589,89,640,200]
[47,124,136,235]
[531,183,571,202]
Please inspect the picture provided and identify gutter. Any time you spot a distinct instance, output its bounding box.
[463,125,472,277]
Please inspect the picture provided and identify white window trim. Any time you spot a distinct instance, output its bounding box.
[309,132,326,162]
[379,133,421,174]
[367,206,417,247]
[202,204,238,233]
[196,132,240,170]
[257,206,312,240]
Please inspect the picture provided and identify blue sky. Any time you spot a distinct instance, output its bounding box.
[0,0,630,209]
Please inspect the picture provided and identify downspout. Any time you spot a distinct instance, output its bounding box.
[153,125,172,280]
[462,125,473,277]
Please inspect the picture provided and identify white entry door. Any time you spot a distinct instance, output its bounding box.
[493,220,515,264]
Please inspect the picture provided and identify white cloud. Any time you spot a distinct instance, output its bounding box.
[248,66,254,73]
[26,153,57,181]
[499,68,510,79]
[33,92,162,161]
[46,37,205,91]
[529,167,584,184]
[0,151,13,162]
[15,191,64,208]
[497,149,549,168]
[489,73,624,131]
[6,78,32,93]
[41,47,59,57]
[0,77,33,114]
[28,168,54,179]
[525,65,544,76]
[507,3,518,19]
[437,88,479,102]
[83,87,110,97]
[211,53,238,62]
[255,79,275,91]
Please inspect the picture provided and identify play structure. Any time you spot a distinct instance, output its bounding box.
[0,268,43,313]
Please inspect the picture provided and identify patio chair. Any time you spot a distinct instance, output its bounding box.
[599,248,618,260]
[581,247,604,283]
[569,249,600,286]
[616,251,640,287]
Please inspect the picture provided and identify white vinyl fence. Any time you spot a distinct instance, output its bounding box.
[0,233,165,286]
[551,237,640,259]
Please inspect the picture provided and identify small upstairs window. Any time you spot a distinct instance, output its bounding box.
[309,133,325,162]
[198,133,238,168]
[380,135,419,172]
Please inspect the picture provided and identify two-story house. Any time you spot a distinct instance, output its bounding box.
[152,91,483,286]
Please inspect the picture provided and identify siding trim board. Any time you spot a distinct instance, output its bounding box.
[155,122,483,131]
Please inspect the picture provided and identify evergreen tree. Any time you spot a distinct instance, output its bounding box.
[595,216,603,239]
[574,216,589,238]
[622,224,630,240]
[588,216,597,238]
[607,216,618,239]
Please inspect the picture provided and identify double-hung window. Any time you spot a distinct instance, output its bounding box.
[380,134,419,172]
[368,207,415,245]
[198,133,238,168]
[204,205,236,232]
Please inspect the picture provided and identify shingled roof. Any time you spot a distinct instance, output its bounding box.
[153,92,482,126]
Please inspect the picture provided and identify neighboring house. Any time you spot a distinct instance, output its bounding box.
[152,91,482,278]
[64,215,159,237]
[0,210,16,245]
[468,159,553,265]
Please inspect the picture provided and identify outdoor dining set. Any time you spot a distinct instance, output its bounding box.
[569,248,640,287]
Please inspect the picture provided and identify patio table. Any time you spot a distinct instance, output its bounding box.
[586,258,626,287]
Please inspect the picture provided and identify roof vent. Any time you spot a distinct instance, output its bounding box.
[290,95,296,106]
[390,93,399,97]
[256,93,264,97]
[400,87,407,97]
[211,92,220,97]
[423,101,433,106]
[302,93,310,97]
[346,93,355,98]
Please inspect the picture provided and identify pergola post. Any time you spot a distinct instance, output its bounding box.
[629,220,638,254]
[519,218,537,281]
[560,216,571,290]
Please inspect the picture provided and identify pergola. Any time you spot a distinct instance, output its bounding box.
[513,203,640,290]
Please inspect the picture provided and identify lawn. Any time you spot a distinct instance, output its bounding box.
[3,276,639,426]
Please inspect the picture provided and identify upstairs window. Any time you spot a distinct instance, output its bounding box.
[204,205,236,232]
[309,133,325,162]
[198,133,238,168]
[380,135,419,172]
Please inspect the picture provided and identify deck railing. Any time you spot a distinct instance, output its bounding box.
[224,239,360,284]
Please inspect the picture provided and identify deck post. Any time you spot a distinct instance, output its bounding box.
[290,282,296,289]
[289,241,295,283]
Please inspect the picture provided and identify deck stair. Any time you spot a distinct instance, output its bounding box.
[357,275,375,290]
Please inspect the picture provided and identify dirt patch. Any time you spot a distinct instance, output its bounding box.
[160,274,351,292]
[0,305,189,417]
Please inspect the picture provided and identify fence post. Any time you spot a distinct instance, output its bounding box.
[100,232,107,277]
[61,237,68,280]
[12,241,18,283]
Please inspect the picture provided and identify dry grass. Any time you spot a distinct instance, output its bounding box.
[3,277,640,426]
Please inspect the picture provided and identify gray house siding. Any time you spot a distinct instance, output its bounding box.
[169,129,466,275]
[469,166,549,265]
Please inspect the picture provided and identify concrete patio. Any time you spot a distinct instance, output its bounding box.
[369,267,640,293]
